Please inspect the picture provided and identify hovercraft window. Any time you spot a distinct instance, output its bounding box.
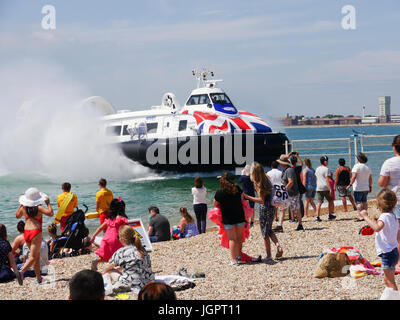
[122,125,130,136]
[178,120,187,131]
[146,123,158,134]
[106,125,122,136]
[210,93,232,105]
[186,94,210,105]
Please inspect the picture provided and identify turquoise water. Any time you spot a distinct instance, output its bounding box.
[1,124,398,239]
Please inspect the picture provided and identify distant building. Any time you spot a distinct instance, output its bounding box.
[361,116,379,124]
[379,96,391,122]
[298,116,361,126]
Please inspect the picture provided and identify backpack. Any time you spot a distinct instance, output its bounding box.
[295,167,306,194]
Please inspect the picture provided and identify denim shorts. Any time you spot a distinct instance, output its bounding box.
[354,191,368,203]
[305,189,316,199]
[223,222,245,230]
[379,248,399,271]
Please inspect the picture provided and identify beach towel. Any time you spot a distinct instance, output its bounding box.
[208,199,253,249]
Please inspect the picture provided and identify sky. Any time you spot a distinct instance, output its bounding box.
[0,0,399,119]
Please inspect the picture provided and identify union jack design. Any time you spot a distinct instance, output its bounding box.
[180,109,272,134]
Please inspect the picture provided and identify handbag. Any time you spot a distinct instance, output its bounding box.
[271,184,290,208]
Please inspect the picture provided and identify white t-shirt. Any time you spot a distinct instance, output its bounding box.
[315,166,331,191]
[375,212,399,255]
[192,187,207,204]
[267,168,282,186]
[380,156,400,200]
[352,163,371,192]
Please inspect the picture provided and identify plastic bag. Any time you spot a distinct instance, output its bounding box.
[271,184,290,208]
[380,287,400,300]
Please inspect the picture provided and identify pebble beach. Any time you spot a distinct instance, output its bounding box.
[0,201,390,301]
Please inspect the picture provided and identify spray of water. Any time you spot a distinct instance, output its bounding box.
[0,59,151,182]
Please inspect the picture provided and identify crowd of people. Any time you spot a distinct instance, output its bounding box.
[1,135,400,299]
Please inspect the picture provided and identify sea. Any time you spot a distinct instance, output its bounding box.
[1,124,399,239]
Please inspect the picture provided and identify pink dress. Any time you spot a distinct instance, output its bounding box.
[96,216,128,261]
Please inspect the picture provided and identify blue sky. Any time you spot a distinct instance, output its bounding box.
[0,0,399,119]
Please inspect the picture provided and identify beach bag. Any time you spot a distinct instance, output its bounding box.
[271,184,290,208]
[313,250,349,278]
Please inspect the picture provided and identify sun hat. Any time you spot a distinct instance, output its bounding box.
[19,187,48,207]
[277,154,291,166]
[217,171,235,184]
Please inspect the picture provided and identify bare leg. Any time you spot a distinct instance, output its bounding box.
[264,237,271,258]
[383,270,398,291]
[315,202,322,218]
[348,195,357,210]
[20,233,43,282]
[328,200,334,215]
[341,197,347,212]
[277,208,285,226]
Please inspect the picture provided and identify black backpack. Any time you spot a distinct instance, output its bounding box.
[295,167,306,195]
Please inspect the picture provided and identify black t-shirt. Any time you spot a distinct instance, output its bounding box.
[149,214,171,241]
[238,175,255,196]
[214,185,245,225]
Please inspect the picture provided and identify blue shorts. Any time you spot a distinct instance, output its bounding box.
[354,191,368,203]
[379,248,399,271]
[223,222,245,230]
[305,189,316,199]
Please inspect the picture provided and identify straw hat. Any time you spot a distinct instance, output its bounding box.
[277,154,291,166]
[19,187,48,207]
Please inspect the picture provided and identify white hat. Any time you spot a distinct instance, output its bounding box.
[19,187,48,207]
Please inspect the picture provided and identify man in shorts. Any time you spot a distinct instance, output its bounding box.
[278,154,304,231]
[334,158,357,213]
[315,156,336,221]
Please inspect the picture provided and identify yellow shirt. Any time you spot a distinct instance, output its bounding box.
[96,188,114,214]
[57,192,78,216]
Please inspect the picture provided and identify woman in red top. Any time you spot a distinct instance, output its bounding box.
[16,187,53,284]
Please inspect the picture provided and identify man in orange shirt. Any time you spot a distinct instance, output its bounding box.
[96,178,114,226]
[56,182,78,232]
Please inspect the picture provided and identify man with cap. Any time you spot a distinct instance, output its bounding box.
[315,156,336,221]
[278,154,304,231]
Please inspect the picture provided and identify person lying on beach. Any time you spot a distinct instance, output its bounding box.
[16,187,53,284]
[103,225,154,295]
[90,198,128,271]
[11,221,25,264]
[0,224,23,285]
[69,269,105,300]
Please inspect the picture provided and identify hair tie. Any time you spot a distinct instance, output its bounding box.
[117,196,122,202]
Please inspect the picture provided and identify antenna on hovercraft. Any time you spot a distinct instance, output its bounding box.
[192,68,221,89]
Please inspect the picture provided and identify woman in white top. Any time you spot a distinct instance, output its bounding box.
[267,161,285,232]
[379,135,400,218]
[347,153,372,220]
[192,176,207,234]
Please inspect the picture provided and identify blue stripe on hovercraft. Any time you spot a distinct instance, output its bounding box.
[250,122,272,133]
[198,123,205,134]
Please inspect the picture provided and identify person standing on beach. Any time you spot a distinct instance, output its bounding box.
[244,162,283,262]
[267,161,285,232]
[315,156,336,222]
[239,165,256,228]
[55,182,78,233]
[334,158,357,213]
[289,152,305,218]
[347,153,372,221]
[214,172,246,265]
[96,178,114,228]
[378,135,400,268]
[191,177,208,234]
[278,154,304,231]
[15,187,54,284]
[302,158,317,218]
[90,198,128,271]
[147,206,171,243]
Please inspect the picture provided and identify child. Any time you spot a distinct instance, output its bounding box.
[69,269,105,300]
[360,189,399,297]
[103,225,154,295]
[47,223,60,257]
[90,197,128,271]
[178,207,199,238]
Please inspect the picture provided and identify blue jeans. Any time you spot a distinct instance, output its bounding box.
[379,248,399,271]
[149,236,159,243]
